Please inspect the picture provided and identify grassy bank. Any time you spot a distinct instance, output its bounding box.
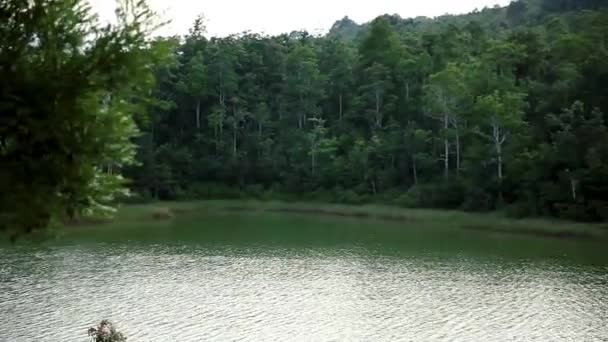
[103,200,608,240]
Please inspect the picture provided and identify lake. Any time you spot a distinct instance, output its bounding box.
[1,210,607,341]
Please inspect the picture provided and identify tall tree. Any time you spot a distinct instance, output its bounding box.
[0,0,168,235]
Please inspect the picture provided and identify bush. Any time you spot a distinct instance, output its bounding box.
[461,187,495,212]
[88,320,126,342]
[588,200,608,221]
[336,190,365,204]
[184,183,242,200]
[151,207,173,220]
[392,193,415,208]
[243,184,265,199]
[405,182,465,209]
[505,202,535,219]
[555,203,593,222]
[118,190,154,204]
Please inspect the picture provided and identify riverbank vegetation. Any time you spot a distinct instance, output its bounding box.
[85,201,608,240]
[0,0,171,236]
[2,0,608,237]
[124,0,608,223]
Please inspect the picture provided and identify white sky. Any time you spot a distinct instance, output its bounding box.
[91,0,512,37]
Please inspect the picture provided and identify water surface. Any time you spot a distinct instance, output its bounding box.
[1,212,607,341]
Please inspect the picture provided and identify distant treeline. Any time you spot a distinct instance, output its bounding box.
[125,0,608,221]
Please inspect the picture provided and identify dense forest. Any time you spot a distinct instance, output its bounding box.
[3,0,608,236]
[120,0,608,222]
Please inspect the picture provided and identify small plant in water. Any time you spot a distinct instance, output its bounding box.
[88,320,126,342]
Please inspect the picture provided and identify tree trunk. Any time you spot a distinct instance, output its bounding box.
[299,94,304,129]
[311,150,316,177]
[233,127,237,158]
[493,121,504,182]
[444,113,449,179]
[497,148,503,181]
[219,70,224,107]
[375,89,381,128]
[338,93,343,125]
[233,115,237,159]
[455,126,461,176]
[195,100,201,130]
[258,122,263,140]
[412,157,418,185]
[405,81,410,102]
[570,178,578,201]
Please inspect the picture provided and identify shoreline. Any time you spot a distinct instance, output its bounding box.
[104,200,608,240]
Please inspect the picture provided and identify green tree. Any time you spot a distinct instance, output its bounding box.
[0,0,167,235]
[285,44,324,129]
[307,118,337,177]
[474,90,527,182]
[424,63,470,178]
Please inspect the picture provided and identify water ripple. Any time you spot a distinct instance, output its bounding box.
[0,245,607,341]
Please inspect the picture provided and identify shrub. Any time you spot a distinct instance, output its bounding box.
[405,182,465,209]
[151,207,173,220]
[555,203,592,222]
[461,187,495,212]
[184,183,242,200]
[118,190,154,204]
[88,320,126,342]
[337,190,365,204]
[243,184,265,199]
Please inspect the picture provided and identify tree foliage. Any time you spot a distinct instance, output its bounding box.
[4,0,608,232]
[0,0,168,236]
[125,1,608,221]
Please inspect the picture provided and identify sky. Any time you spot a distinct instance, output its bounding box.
[91,0,512,37]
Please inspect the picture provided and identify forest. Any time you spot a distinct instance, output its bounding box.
[2,0,608,237]
[120,0,608,222]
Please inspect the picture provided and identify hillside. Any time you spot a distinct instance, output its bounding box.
[328,0,608,40]
[116,0,608,222]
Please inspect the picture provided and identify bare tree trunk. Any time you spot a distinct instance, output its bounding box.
[258,122,263,139]
[497,152,503,180]
[233,110,237,159]
[213,124,219,156]
[570,178,578,200]
[219,69,224,107]
[338,93,343,125]
[299,94,304,129]
[493,121,504,181]
[444,113,449,179]
[196,100,201,130]
[412,157,418,185]
[233,125,237,158]
[375,89,381,128]
[311,151,316,177]
[405,81,410,101]
[455,127,461,176]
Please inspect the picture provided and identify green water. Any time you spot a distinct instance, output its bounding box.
[1,211,607,341]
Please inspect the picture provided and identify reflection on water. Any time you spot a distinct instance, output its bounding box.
[1,212,607,341]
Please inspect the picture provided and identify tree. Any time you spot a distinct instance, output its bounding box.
[404,123,432,185]
[115,2,608,222]
[474,90,526,182]
[307,118,337,177]
[546,102,608,219]
[424,63,470,178]
[0,0,167,236]
[285,44,324,129]
[319,38,356,126]
[181,51,207,130]
[360,62,395,129]
[506,1,528,27]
